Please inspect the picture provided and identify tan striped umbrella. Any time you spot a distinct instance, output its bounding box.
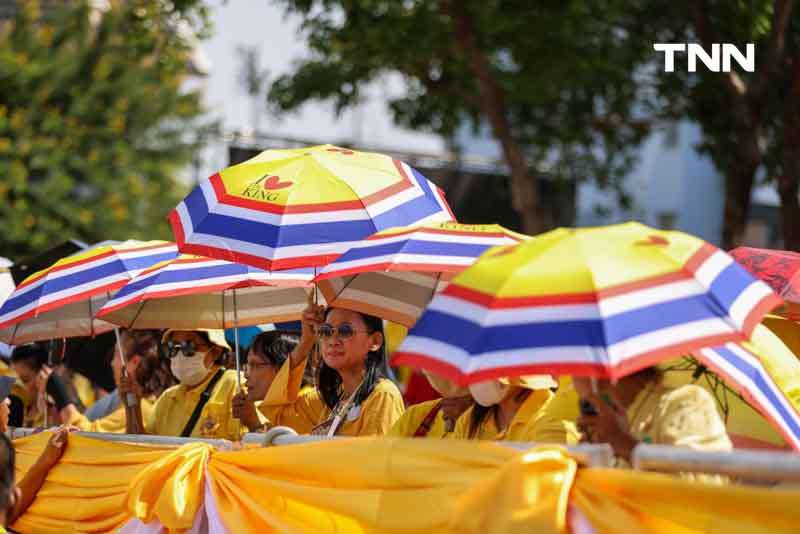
[314,223,528,326]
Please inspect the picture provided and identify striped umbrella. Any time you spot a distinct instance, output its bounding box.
[314,223,528,326]
[97,254,314,391]
[695,338,800,452]
[391,222,782,384]
[169,144,455,271]
[97,255,313,330]
[0,241,178,344]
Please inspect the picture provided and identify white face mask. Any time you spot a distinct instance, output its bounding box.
[171,352,209,386]
[468,380,509,407]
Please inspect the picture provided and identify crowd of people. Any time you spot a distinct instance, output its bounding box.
[1,298,735,455]
[0,297,744,529]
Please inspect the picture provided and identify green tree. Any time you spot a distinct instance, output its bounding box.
[640,0,799,249]
[267,0,652,234]
[0,0,211,259]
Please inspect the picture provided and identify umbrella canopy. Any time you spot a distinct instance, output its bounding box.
[730,247,800,320]
[0,241,178,344]
[314,223,528,326]
[391,222,782,384]
[96,255,314,330]
[694,325,800,452]
[169,144,455,271]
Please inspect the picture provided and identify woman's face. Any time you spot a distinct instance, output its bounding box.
[244,349,278,401]
[319,309,382,373]
[111,334,141,388]
[12,361,38,398]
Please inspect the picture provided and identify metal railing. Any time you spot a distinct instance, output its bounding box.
[633,444,800,483]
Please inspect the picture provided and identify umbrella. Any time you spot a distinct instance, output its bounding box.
[314,222,528,326]
[391,222,781,384]
[97,255,313,330]
[694,327,800,451]
[96,255,315,390]
[730,247,800,320]
[168,144,455,271]
[0,241,178,344]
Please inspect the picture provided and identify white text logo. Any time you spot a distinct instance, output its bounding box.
[654,43,755,72]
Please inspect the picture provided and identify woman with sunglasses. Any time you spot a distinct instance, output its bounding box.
[56,330,173,433]
[259,298,404,436]
[121,328,244,440]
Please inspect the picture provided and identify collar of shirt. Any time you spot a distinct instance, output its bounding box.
[485,389,553,440]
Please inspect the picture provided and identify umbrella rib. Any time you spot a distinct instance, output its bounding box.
[129,301,147,330]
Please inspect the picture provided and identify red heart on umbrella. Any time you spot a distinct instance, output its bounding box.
[262,175,293,190]
[635,235,669,247]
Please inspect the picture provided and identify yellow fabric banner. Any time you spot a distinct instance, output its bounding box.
[10,433,800,534]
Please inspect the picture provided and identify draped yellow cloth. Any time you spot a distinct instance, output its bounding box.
[11,433,800,534]
[11,432,173,533]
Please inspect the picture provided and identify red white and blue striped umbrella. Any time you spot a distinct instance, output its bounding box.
[314,223,529,326]
[695,342,800,451]
[168,145,455,271]
[392,223,782,384]
[0,241,178,344]
[97,255,314,330]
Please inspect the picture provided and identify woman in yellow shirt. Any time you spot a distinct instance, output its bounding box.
[58,330,173,433]
[259,299,404,436]
[123,329,244,440]
[452,375,579,444]
[389,371,473,438]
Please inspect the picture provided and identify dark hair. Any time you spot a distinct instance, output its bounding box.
[467,388,531,439]
[317,309,387,409]
[0,433,15,511]
[126,329,175,398]
[10,343,48,371]
[250,330,299,368]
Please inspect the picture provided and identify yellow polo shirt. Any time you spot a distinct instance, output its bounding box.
[388,399,450,438]
[259,357,404,436]
[68,397,156,433]
[147,367,244,440]
[452,389,579,444]
[627,382,732,451]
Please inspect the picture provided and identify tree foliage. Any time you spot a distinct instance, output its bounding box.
[267,0,654,232]
[0,0,211,259]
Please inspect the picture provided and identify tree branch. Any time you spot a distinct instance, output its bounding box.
[688,0,747,98]
[750,0,796,102]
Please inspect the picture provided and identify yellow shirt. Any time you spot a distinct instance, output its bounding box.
[72,371,96,409]
[68,397,156,433]
[147,367,244,441]
[388,399,449,438]
[452,389,579,444]
[259,357,405,436]
[627,382,733,452]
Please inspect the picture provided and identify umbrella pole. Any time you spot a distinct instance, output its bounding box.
[115,327,141,433]
[43,340,53,428]
[232,289,241,392]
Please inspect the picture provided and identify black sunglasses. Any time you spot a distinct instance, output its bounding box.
[317,323,370,339]
[165,340,209,358]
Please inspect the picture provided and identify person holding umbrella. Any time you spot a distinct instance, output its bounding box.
[56,330,173,433]
[121,328,243,440]
[574,367,733,463]
[258,297,405,436]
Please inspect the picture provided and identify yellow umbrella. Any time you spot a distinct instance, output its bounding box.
[763,314,800,359]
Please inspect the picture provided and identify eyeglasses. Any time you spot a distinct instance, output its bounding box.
[165,340,209,358]
[317,323,370,339]
[243,361,273,373]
